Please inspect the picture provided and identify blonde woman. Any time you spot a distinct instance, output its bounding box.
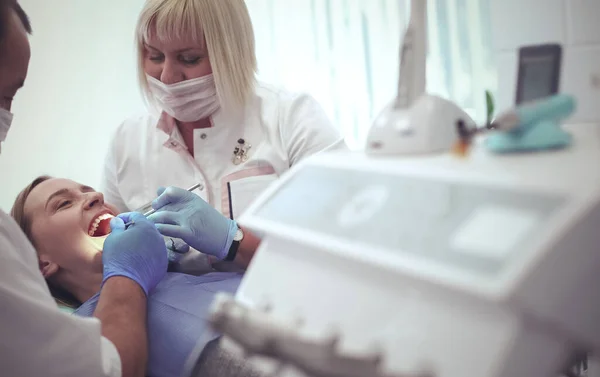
[101,0,345,265]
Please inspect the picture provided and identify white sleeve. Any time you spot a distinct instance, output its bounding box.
[100,129,130,213]
[281,93,348,167]
[0,211,122,377]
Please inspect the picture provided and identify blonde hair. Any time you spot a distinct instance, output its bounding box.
[135,0,257,111]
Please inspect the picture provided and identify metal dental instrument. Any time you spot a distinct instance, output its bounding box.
[167,238,189,254]
[208,293,434,377]
[124,183,203,229]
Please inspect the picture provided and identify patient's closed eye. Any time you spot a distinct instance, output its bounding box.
[56,200,72,210]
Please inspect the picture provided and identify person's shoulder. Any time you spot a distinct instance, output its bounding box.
[113,111,158,138]
[0,210,26,246]
[102,112,157,166]
[254,81,317,107]
[0,210,44,277]
[107,111,158,152]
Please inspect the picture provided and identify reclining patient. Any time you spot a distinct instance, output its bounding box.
[11,176,258,377]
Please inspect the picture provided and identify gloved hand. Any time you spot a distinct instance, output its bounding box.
[165,238,190,264]
[102,212,169,295]
[147,186,238,260]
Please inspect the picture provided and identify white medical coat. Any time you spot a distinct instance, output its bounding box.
[0,210,121,377]
[101,83,345,217]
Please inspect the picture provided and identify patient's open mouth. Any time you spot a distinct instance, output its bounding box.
[89,213,114,237]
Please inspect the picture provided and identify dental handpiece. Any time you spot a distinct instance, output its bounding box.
[489,94,575,132]
[454,94,576,155]
[124,183,203,229]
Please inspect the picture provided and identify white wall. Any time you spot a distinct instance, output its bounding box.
[0,0,146,211]
[490,0,600,122]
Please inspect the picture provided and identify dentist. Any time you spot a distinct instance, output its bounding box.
[0,2,169,376]
[101,0,345,265]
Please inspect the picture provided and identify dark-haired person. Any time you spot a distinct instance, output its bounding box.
[0,2,170,376]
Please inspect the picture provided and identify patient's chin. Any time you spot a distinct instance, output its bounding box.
[91,249,103,272]
[87,234,109,253]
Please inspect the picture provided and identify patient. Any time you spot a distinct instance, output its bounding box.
[11,176,259,377]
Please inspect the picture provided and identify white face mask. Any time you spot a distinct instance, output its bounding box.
[146,74,221,122]
[0,108,14,154]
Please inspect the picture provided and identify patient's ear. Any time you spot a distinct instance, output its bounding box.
[38,258,59,278]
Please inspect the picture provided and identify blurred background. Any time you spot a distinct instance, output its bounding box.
[2,0,599,210]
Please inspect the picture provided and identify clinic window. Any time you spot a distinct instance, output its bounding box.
[247,0,497,150]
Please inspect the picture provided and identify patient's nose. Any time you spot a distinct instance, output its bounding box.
[84,192,105,209]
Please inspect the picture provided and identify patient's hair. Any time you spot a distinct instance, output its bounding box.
[0,0,32,46]
[135,0,257,111]
[11,175,81,308]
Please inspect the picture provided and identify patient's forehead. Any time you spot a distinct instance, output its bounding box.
[24,178,81,216]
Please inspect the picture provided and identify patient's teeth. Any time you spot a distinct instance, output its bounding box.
[88,213,115,236]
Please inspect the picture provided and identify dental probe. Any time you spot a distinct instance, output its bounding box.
[124,183,203,229]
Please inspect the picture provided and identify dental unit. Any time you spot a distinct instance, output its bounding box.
[183,1,600,377]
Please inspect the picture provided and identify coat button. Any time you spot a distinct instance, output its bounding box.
[200,133,207,140]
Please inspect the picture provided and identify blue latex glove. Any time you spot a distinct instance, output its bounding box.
[147,186,238,260]
[102,212,169,295]
[166,238,190,264]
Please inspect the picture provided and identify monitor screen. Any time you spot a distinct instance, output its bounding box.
[520,55,556,103]
[516,44,562,104]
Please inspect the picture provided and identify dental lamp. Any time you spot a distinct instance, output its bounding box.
[366,0,476,155]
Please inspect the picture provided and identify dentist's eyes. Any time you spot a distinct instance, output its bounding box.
[144,49,203,65]
[180,56,201,65]
[149,54,164,62]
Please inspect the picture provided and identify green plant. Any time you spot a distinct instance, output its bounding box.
[485,90,495,126]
